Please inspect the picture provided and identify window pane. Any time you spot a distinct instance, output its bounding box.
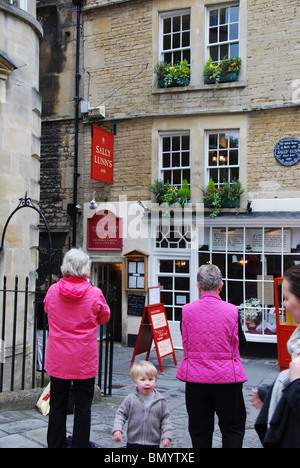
[210,9,218,26]
[209,28,218,44]
[220,44,229,58]
[175,277,190,290]
[175,308,182,321]
[159,260,173,272]
[173,33,180,49]
[173,170,181,185]
[163,170,171,184]
[230,23,239,40]
[183,49,190,63]
[163,153,170,168]
[163,35,171,51]
[209,46,219,61]
[163,137,170,152]
[172,153,180,167]
[209,151,218,166]
[173,50,182,63]
[229,150,238,165]
[220,7,228,24]
[158,276,172,290]
[182,31,190,48]
[172,136,180,150]
[173,16,180,32]
[163,18,171,34]
[161,291,173,305]
[164,52,172,63]
[183,169,190,182]
[182,14,190,30]
[219,133,228,149]
[182,135,190,150]
[182,152,190,166]
[230,43,239,57]
[175,259,189,273]
[230,6,239,23]
[229,134,239,148]
[209,134,218,148]
[220,24,228,42]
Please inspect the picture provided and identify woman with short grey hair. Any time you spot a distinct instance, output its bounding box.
[177,263,247,448]
[196,264,223,292]
[45,248,111,448]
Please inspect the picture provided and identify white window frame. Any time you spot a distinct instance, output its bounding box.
[159,9,191,66]
[205,2,240,62]
[205,129,240,188]
[159,131,191,188]
[199,224,300,343]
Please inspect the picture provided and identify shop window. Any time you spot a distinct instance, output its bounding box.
[206,130,240,187]
[199,226,300,341]
[159,10,191,66]
[206,3,240,62]
[158,259,190,321]
[160,133,191,187]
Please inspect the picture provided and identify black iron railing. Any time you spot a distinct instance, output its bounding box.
[0,275,116,395]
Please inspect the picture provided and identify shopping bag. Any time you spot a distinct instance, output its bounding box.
[36,383,50,416]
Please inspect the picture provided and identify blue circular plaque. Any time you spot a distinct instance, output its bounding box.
[274,137,300,166]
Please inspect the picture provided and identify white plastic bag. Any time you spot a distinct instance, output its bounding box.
[36,383,50,416]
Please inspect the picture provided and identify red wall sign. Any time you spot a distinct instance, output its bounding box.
[87,210,123,251]
[91,126,114,184]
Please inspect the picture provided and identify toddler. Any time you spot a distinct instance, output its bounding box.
[113,360,172,448]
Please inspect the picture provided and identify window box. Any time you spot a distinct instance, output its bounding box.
[204,71,238,85]
[158,76,190,88]
[154,60,190,89]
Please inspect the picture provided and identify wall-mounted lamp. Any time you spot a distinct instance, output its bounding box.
[247,200,253,213]
[137,200,150,213]
[89,191,108,210]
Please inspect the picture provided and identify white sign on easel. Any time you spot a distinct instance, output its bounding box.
[148,286,162,305]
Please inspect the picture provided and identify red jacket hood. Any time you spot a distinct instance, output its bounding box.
[59,277,91,301]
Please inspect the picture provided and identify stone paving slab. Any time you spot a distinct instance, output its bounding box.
[0,345,280,449]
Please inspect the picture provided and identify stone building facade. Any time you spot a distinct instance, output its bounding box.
[0,0,43,389]
[37,0,300,347]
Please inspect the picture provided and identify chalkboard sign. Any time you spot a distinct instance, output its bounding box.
[274,137,300,166]
[127,294,146,316]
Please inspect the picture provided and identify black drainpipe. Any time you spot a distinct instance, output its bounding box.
[72,0,84,247]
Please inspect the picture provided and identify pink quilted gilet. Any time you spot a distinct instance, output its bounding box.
[176,292,247,384]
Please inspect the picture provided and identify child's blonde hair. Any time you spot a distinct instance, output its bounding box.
[130,361,158,381]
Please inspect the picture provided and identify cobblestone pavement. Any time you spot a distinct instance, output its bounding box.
[0,345,280,449]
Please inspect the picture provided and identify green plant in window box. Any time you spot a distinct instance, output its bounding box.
[203,55,242,90]
[220,178,244,206]
[150,179,191,206]
[176,179,191,206]
[201,178,244,216]
[154,59,190,88]
[201,178,222,217]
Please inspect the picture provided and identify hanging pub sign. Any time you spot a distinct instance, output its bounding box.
[91,126,114,183]
[87,210,123,250]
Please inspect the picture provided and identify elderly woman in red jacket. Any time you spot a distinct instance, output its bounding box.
[176,264,247,448]
[45,248,110,448]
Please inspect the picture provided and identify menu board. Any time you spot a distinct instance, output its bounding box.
[130,304,177,373]
[127,294,146,316]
